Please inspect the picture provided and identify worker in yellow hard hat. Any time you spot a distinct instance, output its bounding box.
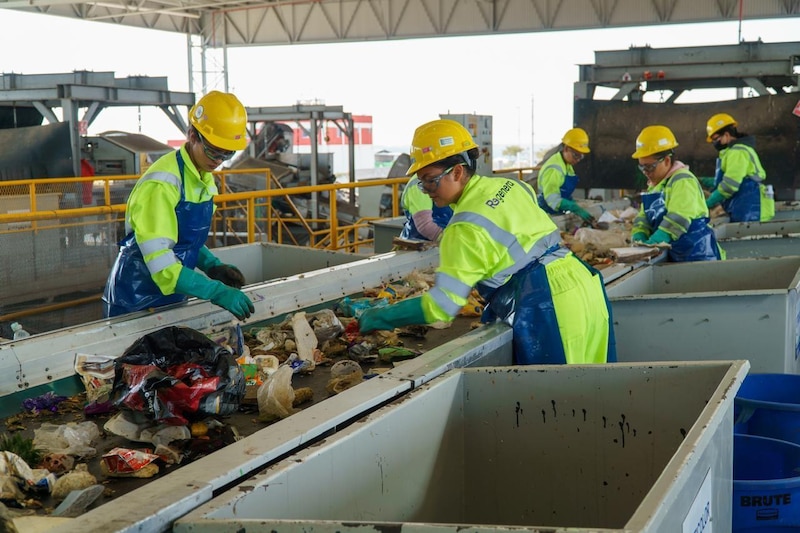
[701,112,774,222]
[399,175,453,241]
[536,127,595,224]
[358,119,616,365]
[631,125,724,262]
[103,91,255,320]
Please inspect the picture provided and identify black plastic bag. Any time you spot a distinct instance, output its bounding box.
[110,326,245,425]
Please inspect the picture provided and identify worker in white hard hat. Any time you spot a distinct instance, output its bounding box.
[631,125,724,262]
[103,91,254,320]
[358,119,616,365]
[536,127,596,224]
[399,175,453,241]
[701,112,774,222]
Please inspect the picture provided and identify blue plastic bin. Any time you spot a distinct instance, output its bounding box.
[733,434,800,531]
[734,373,800,445]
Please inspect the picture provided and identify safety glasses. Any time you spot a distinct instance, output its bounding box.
[638,157,666,174]
[417,164,461,192]
[197,132,236,162]
[567,147,585,162]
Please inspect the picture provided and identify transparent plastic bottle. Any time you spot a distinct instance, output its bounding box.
[11,322,30,340]
[766,185,775,200]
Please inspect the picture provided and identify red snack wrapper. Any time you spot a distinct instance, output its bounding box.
[102,447,159,474]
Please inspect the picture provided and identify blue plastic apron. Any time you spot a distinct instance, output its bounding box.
[538,174,578,214]
[714,158,761,222]
[642,190,721,262]
[103,151,214,317]
[400,204,453,240]
[478,246,617,365]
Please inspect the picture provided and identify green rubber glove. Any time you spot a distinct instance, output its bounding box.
[358,297,426,333]
[559,199,593,222]
[699,177,717,189]
[197,246,246,288]
[631,231,648,243]
[706,190,725,209]
[645,229,672,245]
[196,245,222,271]
[175,268,254,320]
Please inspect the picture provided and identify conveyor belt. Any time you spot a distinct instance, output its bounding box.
[0,248,651,532]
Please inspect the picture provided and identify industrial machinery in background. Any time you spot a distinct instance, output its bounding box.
[82,130,173,205]
[222,104,361,245]
[574,40,800,200]
[376,113,493,218]
[0,72,192,328]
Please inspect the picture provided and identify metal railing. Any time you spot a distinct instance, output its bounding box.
[0,170,407,253]
[0,170,407,329]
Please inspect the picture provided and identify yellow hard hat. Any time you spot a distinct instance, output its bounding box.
[407,119,478,175]
[189,91,248,151]
[562,127,590,154]
[706,113,737,142]
[631,125,679,159]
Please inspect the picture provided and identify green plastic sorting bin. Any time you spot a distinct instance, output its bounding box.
[174,361,749,533]
[606,256,800,373]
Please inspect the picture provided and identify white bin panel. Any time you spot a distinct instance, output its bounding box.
[714,219,800,239]
[607,257,800,373]
[175,361,748,533]
[370,216,405,254]
[213,242,367,284]
[720,236,800,259]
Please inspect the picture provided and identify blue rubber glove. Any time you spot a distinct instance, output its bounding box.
[706,190,725,209]
[175,268,254,320]
[197,246,246,288]
[631,232,648,243]
[559,199,594,222]
[358,297,426,333]
[644,229,672,245]
[699,177,717,189]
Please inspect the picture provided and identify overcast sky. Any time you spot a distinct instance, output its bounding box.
[1,11,797,150]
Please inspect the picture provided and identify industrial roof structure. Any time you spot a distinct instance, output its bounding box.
[1,0,798,47]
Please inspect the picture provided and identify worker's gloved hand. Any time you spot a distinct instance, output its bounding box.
[207,265,246,289]
[631,231,648,244]
[644,229,672,245]
[196,245,246,288]
[706,190,725,209]
[358,297,426,333]
[699,177,717,189]
[560,199,593,222]
[175,268,254,320]
[210,285,254,320]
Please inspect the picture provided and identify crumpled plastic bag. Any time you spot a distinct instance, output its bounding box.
[574,227,631,254]
[109,326,245,425]
[257,365,295,422]
[306,309,344,342]
[33,422,100,458]
[0,451,55,495]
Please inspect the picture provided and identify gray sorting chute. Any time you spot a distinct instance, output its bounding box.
[607,256,800,373]
[175,361,749,533]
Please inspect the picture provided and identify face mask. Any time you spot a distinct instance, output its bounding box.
[712,139,727,152]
